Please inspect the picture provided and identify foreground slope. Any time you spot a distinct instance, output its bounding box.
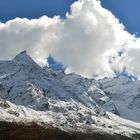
[0,51,140,140]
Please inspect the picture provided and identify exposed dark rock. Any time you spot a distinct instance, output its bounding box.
[0,121,136,140]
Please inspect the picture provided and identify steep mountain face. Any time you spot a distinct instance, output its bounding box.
[0,51,140,140]
[98,77,140,122]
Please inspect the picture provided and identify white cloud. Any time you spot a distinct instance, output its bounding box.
[0,0,139,78]
[0,16,61,65]
[112,38,140,78]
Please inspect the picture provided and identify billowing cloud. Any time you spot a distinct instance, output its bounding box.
[0,16,61,65]
[0,0,139,78]
[112,38,140,78]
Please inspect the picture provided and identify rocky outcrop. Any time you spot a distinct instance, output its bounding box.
[0,121,136,140]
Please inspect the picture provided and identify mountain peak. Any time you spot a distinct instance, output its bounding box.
[13,51,41,69]
[13,50,29,60]
[19,50,27,55]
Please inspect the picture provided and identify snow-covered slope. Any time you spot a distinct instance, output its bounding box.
[98,77,140,122]
[0,51,140,139]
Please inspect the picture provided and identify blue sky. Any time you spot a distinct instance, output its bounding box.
[101,0,140,35]
[0,0,140,35]
[0,0,76,21]
[47,56,65,71]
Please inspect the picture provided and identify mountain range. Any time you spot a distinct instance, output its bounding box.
[0,51,140,140]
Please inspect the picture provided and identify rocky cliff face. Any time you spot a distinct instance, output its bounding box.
[0,51,140,140]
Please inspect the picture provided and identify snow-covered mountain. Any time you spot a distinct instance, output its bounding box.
[0,51,140,140]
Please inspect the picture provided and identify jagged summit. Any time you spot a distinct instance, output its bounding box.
[13,51,41,69]
[18,50,27,54]
[13,50,28,60]
[0,52,140,139]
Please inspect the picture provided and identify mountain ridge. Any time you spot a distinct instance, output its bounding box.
[0,51,140,139]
